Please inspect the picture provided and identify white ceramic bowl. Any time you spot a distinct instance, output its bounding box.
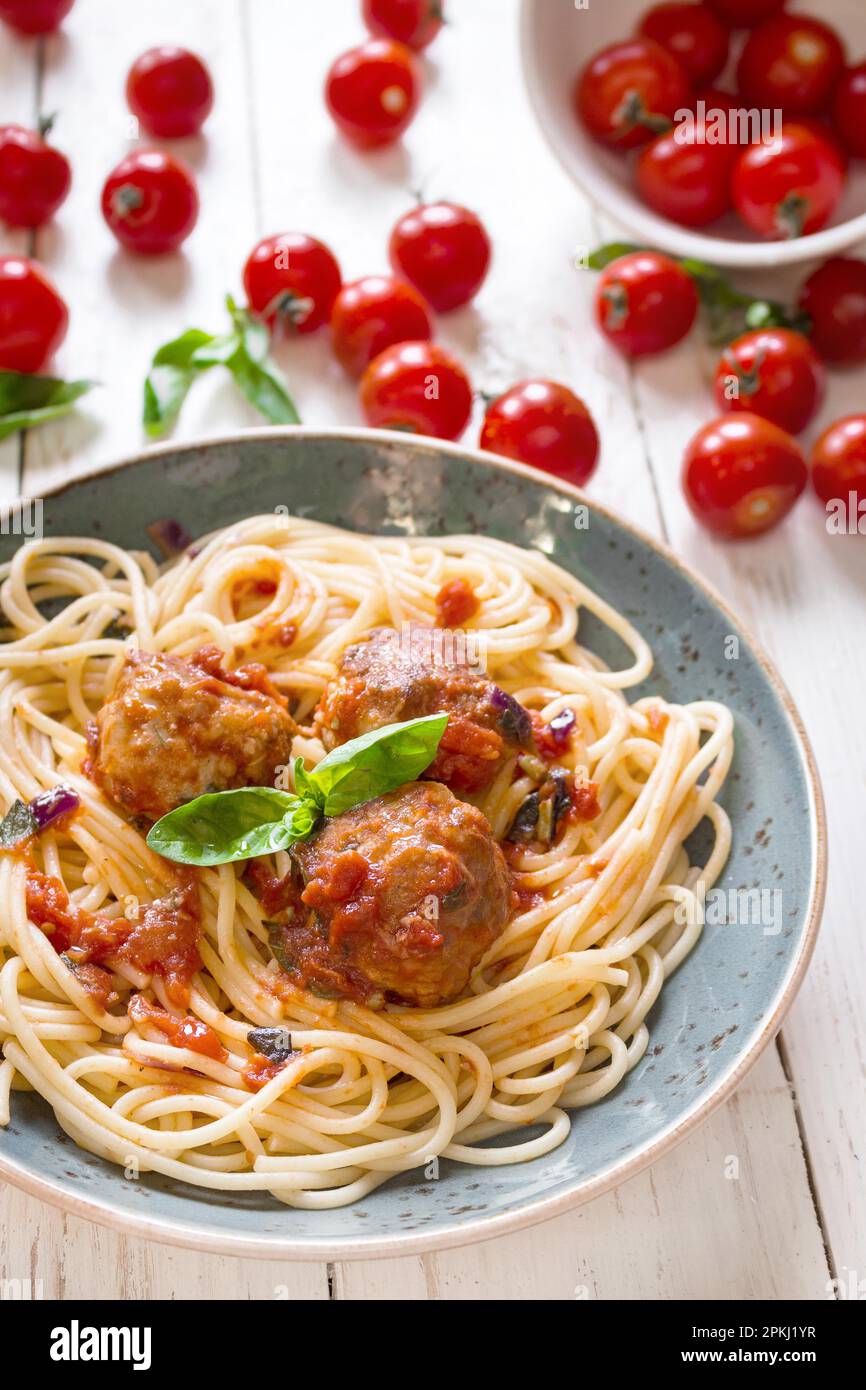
[520,0,866,268]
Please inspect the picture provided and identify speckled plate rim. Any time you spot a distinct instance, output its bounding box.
[0,427,827,1262]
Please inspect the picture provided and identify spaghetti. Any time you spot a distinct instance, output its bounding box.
[0,513,733,1208]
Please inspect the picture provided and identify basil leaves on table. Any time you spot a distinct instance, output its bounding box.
[143,294,301,439]
[0,370,95,441]
[146,713,448,867]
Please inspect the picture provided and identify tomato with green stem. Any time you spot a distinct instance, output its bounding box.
[798,256,866,365]
[595,251,698,358]
[811,415,866,508]
[330,274,432,375]
[479,380,599,487]
[575,38,690,151]
[714,328,824,435]
[0,120,71,228]
[0,256,68,373]
[101,150,198,255]
[731,123,844,239]
[362,0,444,52]
[360,340,472,440]
[682,413,807,538]
[243,233,342,337]
[325,39,420,148]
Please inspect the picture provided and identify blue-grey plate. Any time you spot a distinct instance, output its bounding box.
[0,429,825,1260]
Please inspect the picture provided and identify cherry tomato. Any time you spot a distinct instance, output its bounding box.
[638,4,729,87]
[325,39,420,148]
[101,150,198,256]
[832,61,866,159]
[479,381,599,487]
[575,38,691,151]
[636,124,737,227]
[331,274,432,376]
[595,251,698,358]
[798,256,866,365]
[0,123,71,228]
[703,0,786,25]
[682,413,807,538]
[362,0,444,52]
[731,123,844,239]
[126,47,214,139]
[714,328,824,435]
[389,202,490,311]
[0,0,74,34]
[0,255,68,373]
[243,232,342,337]
[689,86,740,119]
[736,14,846,117]
[811,415,866,508]
[360,340,472,439]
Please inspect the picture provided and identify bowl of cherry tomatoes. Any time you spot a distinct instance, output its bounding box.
[521,0,866,267]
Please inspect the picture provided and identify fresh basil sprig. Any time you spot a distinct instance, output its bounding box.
[583,243,811,347]
[143,294,301,439]
[0,371,96,441]
[146,713,448,866]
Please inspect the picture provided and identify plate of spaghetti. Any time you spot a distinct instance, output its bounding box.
[0,429,825,1259]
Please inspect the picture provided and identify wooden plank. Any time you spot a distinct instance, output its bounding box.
[0,1182,330,1300]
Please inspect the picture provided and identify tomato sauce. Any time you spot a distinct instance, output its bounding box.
[435,577,479,628]
[128,993,226,1061]
[26,871,202,1006]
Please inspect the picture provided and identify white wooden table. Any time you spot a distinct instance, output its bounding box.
[1,0,862,1302]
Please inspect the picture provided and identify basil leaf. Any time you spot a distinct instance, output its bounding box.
[143,328,214,438]
[0,372,96,441]
[583,242,643,271]
[190,332,241,367]
[0,798,37,848]
[146,788,316,866]
[307,713,448,817]
[228,348,302,425]
[293,756,320,807]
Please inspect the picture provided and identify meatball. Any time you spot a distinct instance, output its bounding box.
[265,780,514,1008]
[89,646,294,821]
[315,622,534,794]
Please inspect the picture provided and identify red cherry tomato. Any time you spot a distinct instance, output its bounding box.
[126,47,214,139]
[714,328,824,435]
[575,38,691,151]
[731,123,844,239]
[636,124,737,227]
[690,87,740,119]
[479,381,599,488]
[0,0,74,34]
[832,61,866,160]
[0,123,70,228]
[325,39,420,148]
[811,415,866,508]
[101,150,198,256]
[330,274,432,375]
[798,256,866,365]
[703,0,786,25]
[736,14,846,117]
[682,413,807,538]
[243,232,342,337]
[360,340,472,439]
[595,251,698,358]
[362,0,444,52]
[0,255,68,373]
[638,4,729,87]
[389,202,490,312]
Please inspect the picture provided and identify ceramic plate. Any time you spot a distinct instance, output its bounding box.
[0,429,825,1259]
